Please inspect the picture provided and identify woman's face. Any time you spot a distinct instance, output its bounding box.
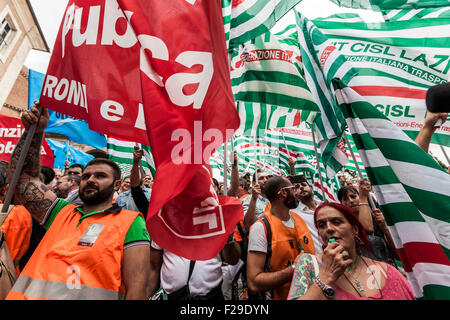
[315,206,358,250]
[341,190,360,214]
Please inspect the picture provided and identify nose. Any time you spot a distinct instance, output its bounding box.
[323,221,337,235]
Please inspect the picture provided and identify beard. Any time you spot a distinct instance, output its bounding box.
[79,182,115,205]
[284,192,299,209]
[298,190,313,203]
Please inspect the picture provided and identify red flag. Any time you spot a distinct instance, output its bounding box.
[116,0,242,260]
[39,0,243,259]
[0,114,54,167]
[39,0,146,144]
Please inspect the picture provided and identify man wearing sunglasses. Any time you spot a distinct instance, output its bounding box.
[246,176,315,300]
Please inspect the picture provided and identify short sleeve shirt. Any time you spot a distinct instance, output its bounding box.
[43,199,150,248]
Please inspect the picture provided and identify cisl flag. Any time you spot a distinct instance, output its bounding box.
[0,114,54,168]
[39,0,243,260]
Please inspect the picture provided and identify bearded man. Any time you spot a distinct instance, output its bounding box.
[290,175,323,254]
[246,176,315,300]
[5,103,151,300]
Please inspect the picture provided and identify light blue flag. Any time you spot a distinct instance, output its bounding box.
[46,139,94,170]
[28,69,107,149]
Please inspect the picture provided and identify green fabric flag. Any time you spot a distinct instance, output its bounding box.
[334,79,450,300]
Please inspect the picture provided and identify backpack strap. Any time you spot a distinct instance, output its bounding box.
[186,260,196,296]
[260,216,272,272]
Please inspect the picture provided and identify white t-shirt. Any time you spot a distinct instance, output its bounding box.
[151,241,223,295]
[248,215,295,254]
[291,201,323,254]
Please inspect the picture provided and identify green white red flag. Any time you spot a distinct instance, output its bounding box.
[230,30,319,126]
[222,0,302,50]
[294,11,356,177]
[106,137,156,178]
[335,80,450,299]
[328,0,450,11]
[383,7,450,21]
[313,13,450,147]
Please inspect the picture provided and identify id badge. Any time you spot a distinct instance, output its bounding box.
[78,224,105,247]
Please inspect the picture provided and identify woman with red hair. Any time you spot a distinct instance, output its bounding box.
[287,202,414,300]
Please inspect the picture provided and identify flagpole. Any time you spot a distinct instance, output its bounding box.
[253,136,258,183]
[311,124,326,200]
[343,132,363,179]
[66,140,70,163]
[223,140,228,196]
[440,145,450,165]
[281,128,291,158]
[343,133,376,210]
[2,106,42,213]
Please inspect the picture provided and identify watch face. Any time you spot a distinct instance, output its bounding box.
[325,287,335,297]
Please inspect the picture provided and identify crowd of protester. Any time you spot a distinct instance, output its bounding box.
[0,103,447,300]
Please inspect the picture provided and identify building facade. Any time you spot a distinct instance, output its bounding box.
[0,0,48,114]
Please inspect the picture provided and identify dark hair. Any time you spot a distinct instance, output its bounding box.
[212,178,220,191]
[239,177,249,190]
[0,161,8,188]
[69,163,85,171]
[252,169,262,182]
[264,176,289,203]
[40,165,55,185]
[337,185,359,202]
[314,202,372,253]
[67,173,81,186]
[85,158,121,181]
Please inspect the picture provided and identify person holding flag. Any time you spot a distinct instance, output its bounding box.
[5,104,151,300]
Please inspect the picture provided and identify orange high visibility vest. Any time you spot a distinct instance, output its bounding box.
[260,205,315,300]
[0,205,32,276]
[6,204,140,300]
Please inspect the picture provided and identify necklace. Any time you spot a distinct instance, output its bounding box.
[345,256,364,292]
[346,255,359,272]
[342,257,384,299]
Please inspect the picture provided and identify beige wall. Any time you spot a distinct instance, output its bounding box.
[0,0,47,112]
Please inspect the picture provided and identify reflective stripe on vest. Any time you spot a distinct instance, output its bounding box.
[12,275,124,300]
[6,204,140,300]
[0,205,32,277]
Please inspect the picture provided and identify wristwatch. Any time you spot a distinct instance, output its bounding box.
[315,276,335,298]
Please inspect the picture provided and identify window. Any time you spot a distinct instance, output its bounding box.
[0,18,13,50]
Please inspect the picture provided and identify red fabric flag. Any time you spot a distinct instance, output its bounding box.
[116,0,243,260]
[39,0,243,259]
[0,114,54,167]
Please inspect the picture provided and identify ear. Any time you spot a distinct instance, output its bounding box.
[113,179,122,191]
[352,224,359,238]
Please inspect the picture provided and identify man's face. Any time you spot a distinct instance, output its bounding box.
[280,180,299,209]
[257,173,269,188]
[120,177,131,192]
[67,166,82,176]
[143,176,152,188]
[295,181,313,202]
[54,175,73,198]
[79,164,120,205]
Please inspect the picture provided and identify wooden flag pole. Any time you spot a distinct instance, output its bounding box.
[253,136,259,183]
[281,129,291,158]
[223,139,228,196]
[343,133,376,210]
[440,145,450,165]
[2,105,42,213]
[311,124,326,200]
[343,133,363,179]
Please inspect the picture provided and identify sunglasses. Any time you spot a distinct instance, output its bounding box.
[277,185,298,195]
